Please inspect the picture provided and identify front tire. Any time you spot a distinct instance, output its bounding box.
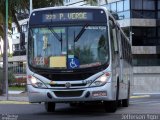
[45,102,56,112]
[104,101,117,113]
[104,80,119,113]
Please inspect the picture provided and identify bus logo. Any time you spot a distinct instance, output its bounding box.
[65,82,71,88]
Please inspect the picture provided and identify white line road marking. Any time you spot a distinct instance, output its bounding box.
[130,95,150,99]
[148,103,160,106]
[130,99,150,103]
[130,101,160,105]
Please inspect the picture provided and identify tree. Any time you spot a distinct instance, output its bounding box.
[0,0,63,94]
[33,0,63,9]
[8,70,15,85]
[0,0,64,37]
[84,0,98,5]
[84,0,108,5]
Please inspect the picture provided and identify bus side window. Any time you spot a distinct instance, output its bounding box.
[109,19,119,55]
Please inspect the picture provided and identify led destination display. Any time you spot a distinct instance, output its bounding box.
[42,12,93,22]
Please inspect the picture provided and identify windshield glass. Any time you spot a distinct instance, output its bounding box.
[28,25,109,69]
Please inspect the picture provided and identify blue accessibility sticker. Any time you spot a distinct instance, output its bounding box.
[68,57,80,69]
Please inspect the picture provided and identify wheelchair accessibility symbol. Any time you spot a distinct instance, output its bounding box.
[68,58,79,69]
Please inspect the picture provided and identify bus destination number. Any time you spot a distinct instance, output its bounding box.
[43,12,92,22]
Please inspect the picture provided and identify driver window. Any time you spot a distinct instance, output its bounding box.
[109,18,119,60]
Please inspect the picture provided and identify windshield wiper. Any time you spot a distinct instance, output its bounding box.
[47,26,63,51]
[74,23,89,42]
[48,26,62,42]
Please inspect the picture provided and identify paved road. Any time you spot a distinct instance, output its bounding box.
[0,95,160,120]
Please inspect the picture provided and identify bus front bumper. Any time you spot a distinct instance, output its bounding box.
[27,83,114,103]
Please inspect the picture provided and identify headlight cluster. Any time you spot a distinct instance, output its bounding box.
[28,75,47,88]
[89,72,111,87]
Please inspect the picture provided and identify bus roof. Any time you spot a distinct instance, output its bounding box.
[30,6,108,14]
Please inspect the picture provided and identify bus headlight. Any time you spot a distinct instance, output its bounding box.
[28,75,47,88]
[89,72,111,87]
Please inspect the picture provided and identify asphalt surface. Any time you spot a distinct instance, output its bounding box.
[0,95,160,120]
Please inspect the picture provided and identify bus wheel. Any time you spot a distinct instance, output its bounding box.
[118,100,122,107]
[45,102,55,112]
[104,101,117,113]
[122,83,130,107]
[105,80,119,112]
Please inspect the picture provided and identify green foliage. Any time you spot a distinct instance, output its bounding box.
[84,0,108,6]
[8,70,15,84]
[8,53,13,57]
[9,86,25,91]
[74,46,94,64]
[84,0,98,5]
[0,67,16,95]
[0,67,15,87]
[0,53,13,57]
[33,0,63,9]
[98,35,107,61]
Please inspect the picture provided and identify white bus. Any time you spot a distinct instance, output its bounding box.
[26,6,132,113]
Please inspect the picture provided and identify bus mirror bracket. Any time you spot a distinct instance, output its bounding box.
[119,54,123,59]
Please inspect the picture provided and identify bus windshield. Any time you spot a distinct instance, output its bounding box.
[28,25,109,70]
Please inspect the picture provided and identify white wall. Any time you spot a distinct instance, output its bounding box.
[0,35,12,54]
[12,19,28,52]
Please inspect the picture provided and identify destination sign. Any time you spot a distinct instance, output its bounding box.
[42,12,93,22]
[29,9,107,26]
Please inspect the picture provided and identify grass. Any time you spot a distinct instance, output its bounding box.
[9,86,25,91]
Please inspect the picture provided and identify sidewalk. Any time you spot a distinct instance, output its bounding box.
[0,91,29,102]
[9,91,23,94]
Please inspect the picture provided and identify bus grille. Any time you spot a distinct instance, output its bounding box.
[50,83,87,88]
[54,90,84,97]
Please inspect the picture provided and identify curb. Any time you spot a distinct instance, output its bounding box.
[0,100,29,104]
[130,95,150,99]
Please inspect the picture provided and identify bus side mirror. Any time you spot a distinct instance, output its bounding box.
[20,32,25,50]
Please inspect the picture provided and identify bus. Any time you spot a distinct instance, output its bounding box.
[26,6,132,113]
